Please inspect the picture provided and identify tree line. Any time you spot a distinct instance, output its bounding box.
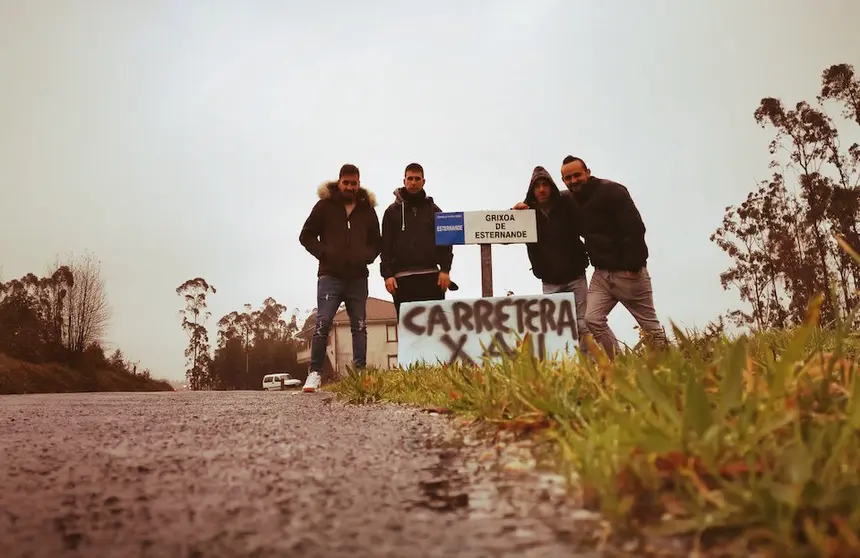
[711,62,860,330]
[175,278,306,390]
[0,252,152,379]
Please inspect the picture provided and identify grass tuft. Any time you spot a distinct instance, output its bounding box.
[329,238,860,554]
[330,315,860,554]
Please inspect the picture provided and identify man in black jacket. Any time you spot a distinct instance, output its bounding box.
[515,156,667,359]
[380,162,456,319]
[523,166,590,342]
[298,163,382,392]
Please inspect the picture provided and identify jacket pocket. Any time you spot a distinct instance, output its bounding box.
[317,243,330,262]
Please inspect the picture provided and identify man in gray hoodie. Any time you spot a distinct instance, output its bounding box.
[379,163,457,319]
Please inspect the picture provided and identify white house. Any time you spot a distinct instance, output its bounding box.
[296,296,400,376]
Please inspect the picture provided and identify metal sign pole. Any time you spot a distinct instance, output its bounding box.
[480,244,493,297]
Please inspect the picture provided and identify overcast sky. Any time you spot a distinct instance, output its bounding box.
[1,0,857,381]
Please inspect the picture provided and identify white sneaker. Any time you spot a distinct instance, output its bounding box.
[302,371,321,393]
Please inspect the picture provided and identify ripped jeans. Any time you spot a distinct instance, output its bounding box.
[309,275,368,373]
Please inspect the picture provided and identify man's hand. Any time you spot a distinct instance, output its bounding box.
[438,272,451,292]
[385,277,398,295]
[512,202,528,210]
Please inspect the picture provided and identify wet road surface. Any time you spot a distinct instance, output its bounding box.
[0,391,614,557]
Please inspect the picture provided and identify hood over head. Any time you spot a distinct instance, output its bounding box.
[524,166,560,206]
[317,180,377,207]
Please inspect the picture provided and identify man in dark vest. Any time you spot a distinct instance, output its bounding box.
[380,162,457,319]
[298,163,382,392]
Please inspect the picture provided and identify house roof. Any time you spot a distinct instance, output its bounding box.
[296,297,396,338]
[334,296,396,323]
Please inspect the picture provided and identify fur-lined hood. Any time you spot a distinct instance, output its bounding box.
[317,181,377,207]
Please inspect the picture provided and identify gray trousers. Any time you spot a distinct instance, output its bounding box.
[542,276,589,340]
[585,267,668,359]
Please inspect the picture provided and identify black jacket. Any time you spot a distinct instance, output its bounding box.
[570,176,648,272]
[380,188,453,279]
[523,167,589,284]
[299,181,382,279]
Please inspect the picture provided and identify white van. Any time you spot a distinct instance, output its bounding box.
[262,373,301,391]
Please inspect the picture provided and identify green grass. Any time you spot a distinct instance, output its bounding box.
[328,307,860,555]
[328,237,860,555]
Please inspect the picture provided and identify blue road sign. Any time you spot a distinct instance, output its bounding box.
[435,212,466,245]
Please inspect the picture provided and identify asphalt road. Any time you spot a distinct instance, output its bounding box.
[0,391,612,558]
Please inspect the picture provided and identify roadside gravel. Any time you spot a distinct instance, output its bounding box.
[0,391,690,557]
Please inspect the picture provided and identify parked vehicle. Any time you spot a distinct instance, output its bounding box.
[262,373,301,391]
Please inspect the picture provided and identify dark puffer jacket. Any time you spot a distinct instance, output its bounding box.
[380,188,453,278]
[299,181,382,279]
[523,166,589,284]
[570,176,648,272]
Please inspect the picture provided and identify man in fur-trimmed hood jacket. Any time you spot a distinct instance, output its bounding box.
[298,163,381,392]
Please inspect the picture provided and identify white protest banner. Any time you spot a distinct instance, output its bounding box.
[396,292,580,367]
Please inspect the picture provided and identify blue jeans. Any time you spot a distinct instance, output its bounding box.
[309,275,368,373]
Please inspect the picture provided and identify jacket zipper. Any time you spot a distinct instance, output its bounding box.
[346,208,352,256]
